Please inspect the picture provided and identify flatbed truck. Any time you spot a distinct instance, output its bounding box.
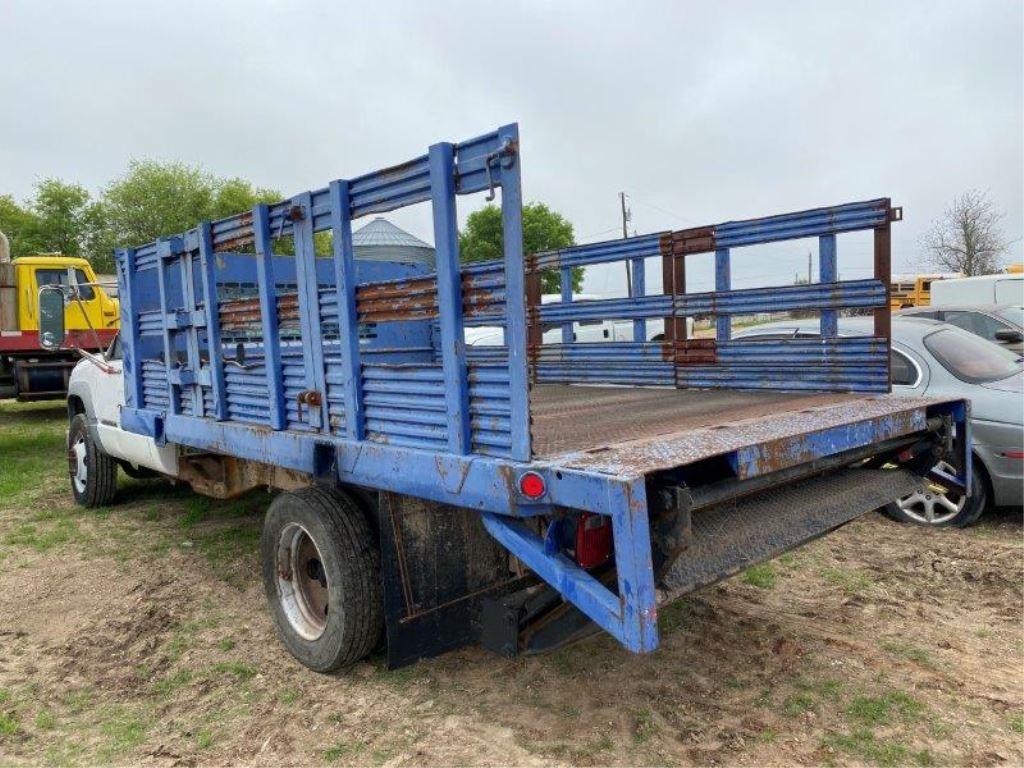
[45,124,971,672]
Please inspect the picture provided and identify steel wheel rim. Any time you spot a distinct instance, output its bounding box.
[69,436,88,494]
[897,460,966,525]
[276,523,330,640]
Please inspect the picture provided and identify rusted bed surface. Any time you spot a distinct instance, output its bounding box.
[529,384,860,459]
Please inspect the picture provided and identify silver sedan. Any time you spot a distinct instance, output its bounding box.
[735,316,1023,526]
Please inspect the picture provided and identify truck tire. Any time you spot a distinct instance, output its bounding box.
[880,460,987,528]
[261,486,383,673]
[68,413,118,508]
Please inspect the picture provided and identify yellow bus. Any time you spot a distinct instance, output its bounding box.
[890,273,960,310]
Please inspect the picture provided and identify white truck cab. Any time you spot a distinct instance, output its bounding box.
[65,334,177,504]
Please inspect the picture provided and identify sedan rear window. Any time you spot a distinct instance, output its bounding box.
[923,328,1022,384]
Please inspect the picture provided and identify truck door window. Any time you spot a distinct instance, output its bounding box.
[35,268,70,290]
[34,268,95,301]
[73,269,95,301]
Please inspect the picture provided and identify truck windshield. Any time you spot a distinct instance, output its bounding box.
[923,328,1023,384]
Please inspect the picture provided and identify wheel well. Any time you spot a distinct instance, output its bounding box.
[67,395,86,421]
[970,450,993,505]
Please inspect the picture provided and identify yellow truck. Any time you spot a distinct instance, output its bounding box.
[0,231,119,400]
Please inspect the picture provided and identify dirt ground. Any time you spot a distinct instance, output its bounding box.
[0,400,1021,767]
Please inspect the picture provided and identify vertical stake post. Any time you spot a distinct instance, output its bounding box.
[253,204,286,430]
[715,247,731,342]
[329,180,365,440]
[819,234,838,338]
[428,142,471,455]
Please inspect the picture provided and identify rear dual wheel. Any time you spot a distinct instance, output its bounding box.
[261,486,383,673]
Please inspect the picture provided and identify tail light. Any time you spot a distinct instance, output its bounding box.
[574,512,612,569]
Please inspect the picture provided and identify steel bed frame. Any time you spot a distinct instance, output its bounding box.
[115,123,970,655]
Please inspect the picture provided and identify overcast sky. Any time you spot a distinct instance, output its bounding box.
[1,0,1021,294]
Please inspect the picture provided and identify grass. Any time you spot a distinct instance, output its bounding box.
[1010,714,1024,734]
[881,641,936,668]
[633,707,656,743]
[783,694,816,717]
[211,661,258,681]
[0,710,19,738]
[0,402,67,505]
[153,670,194,699]
[34,709,56,730]
[323,740,368,762]
[846,690,925,726]
[97,708,151,759]
[822,566,873,595]
[822,729,934,767]
[742,563,777,589]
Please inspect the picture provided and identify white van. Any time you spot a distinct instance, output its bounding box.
[930,274,1024,307]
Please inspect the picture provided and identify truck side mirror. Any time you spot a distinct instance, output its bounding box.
[994,329,1023,345]
[38,286,66,350]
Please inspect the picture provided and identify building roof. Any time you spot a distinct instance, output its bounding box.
[352,217,435,265]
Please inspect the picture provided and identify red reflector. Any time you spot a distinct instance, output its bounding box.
[1002,450,1024,459]
[518,471,546,499]
[575,512,612,569]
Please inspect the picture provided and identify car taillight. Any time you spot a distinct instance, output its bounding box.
[1001,450,1024,459]
[575,512,612,569]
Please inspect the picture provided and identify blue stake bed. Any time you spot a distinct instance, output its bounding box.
[114,123,970,660]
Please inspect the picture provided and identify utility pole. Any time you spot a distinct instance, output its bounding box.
[620,192,633,297]
[807,251,812,285]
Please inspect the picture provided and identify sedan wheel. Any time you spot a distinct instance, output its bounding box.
[897,461,965,525]
[882,460,987,528]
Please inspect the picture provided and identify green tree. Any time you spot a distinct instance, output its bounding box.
[0,194,44,257]
[90,161,283,269]
[0,180,99,261]
[459,202,582,293]
[210,177,280,220]
[30,179,97,257]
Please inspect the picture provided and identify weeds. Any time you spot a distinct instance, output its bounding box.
[822,566,873,594]
[323,740,367,762]
[822,729,933,767]
[742,564,777,589]
[881,641,935,668]
[847,690,924,726]
[0,710,18,738]
[633,707,657,743]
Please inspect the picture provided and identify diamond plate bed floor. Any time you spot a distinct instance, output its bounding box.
[529,384,860,459]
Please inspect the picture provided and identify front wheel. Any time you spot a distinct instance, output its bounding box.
[261,486,383,673]
[68,413,118,508]
[881,460,987,528]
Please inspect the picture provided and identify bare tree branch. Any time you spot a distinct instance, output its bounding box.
[921,189,1010,276]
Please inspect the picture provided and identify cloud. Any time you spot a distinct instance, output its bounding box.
[1,0,1020,291]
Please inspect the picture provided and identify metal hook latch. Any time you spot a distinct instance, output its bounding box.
[483,137,516,202]
[295,390,322,422]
